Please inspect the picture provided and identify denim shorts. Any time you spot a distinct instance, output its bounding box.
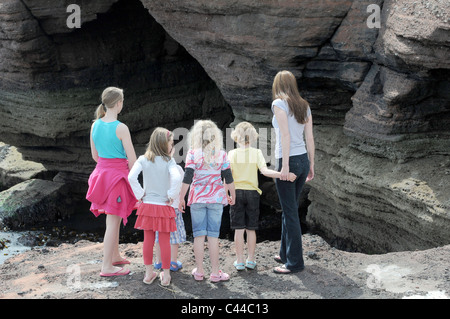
[190,203,223,238]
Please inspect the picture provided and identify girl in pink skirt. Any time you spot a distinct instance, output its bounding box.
[128,128,181,286]
[86,87,137,277]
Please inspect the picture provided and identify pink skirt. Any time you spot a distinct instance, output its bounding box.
[134,203,176,232]
[86,158,138,225]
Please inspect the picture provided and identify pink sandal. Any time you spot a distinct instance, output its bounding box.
[112,258,130,266]
[192,268,204,281]
[100,267,130,277]
[210,270,230,282]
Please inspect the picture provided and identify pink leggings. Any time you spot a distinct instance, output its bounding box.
[143,230,171,269]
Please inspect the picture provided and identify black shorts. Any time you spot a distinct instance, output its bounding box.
[230,189,260,230]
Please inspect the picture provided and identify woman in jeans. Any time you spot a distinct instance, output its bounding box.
[271,70,315,274]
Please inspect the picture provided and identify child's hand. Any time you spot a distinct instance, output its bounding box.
[178,198,186,213]
[288,173,297,182]
[166,198,174,206]
[227,194,235,206]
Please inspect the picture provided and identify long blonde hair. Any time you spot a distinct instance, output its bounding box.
[272,70,309,124]
[187,120,223,165]
[95,87,124,120]
[144,127,173,162]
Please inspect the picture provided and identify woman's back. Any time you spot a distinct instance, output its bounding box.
[271,98,310,159]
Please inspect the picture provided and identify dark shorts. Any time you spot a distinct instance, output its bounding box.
[230,189,260,230]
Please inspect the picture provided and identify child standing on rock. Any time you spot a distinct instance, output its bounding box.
[228,121,296,271]
[178,120,235,283]
[128,128,182,286]
[86,87,137,277]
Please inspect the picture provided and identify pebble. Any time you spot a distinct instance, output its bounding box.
[307,251,320,260]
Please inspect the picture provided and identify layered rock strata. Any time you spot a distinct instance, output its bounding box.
[0,0,233,177]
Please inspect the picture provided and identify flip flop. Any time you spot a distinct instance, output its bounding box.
[112,258,130,266]
[273,264,304,274]
[273,265,291,274]
[160,272,171,286]
[143,272,158,285]
[100,267,130,277]
[245,260,257,270]
[210,270,230,282]
[273,255,283,264]
[192,268,204,281]
[233,261,245,271]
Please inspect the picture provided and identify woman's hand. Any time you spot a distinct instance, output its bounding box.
[306,165,314,182]
[280,166,289,181]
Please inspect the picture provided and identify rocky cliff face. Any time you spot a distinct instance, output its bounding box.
[0,0,449,253]
[0,0,233,176]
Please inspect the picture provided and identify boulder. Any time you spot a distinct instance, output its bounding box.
[0,142,48,191]
[0,179,73,229]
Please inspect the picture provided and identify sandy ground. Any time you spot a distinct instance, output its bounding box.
[1,233,449,304]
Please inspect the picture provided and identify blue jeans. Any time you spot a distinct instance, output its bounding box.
[190,203,223,238]
[275,154,310,271]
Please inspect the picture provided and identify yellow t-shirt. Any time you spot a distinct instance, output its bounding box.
[228,147,267,195]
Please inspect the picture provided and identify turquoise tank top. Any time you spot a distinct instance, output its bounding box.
[92,119,127,159]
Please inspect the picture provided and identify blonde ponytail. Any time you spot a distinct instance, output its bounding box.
[95,103,107,120]
[94,87,124,120]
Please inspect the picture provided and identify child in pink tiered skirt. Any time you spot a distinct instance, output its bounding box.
[128,128,181,286]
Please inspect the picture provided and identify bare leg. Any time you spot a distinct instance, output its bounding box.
[112,217,123,263]
[193,236,206,274]
[171,244,179,262]
[234,229,245,264]
[208,236,220,275]
[246,230,256,262]
[101,214,123,274]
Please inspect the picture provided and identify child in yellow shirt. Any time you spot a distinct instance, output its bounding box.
[228,122,296,270]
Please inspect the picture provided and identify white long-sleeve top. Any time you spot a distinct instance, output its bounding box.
[128,155,182,206]
[171,165,184,209]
